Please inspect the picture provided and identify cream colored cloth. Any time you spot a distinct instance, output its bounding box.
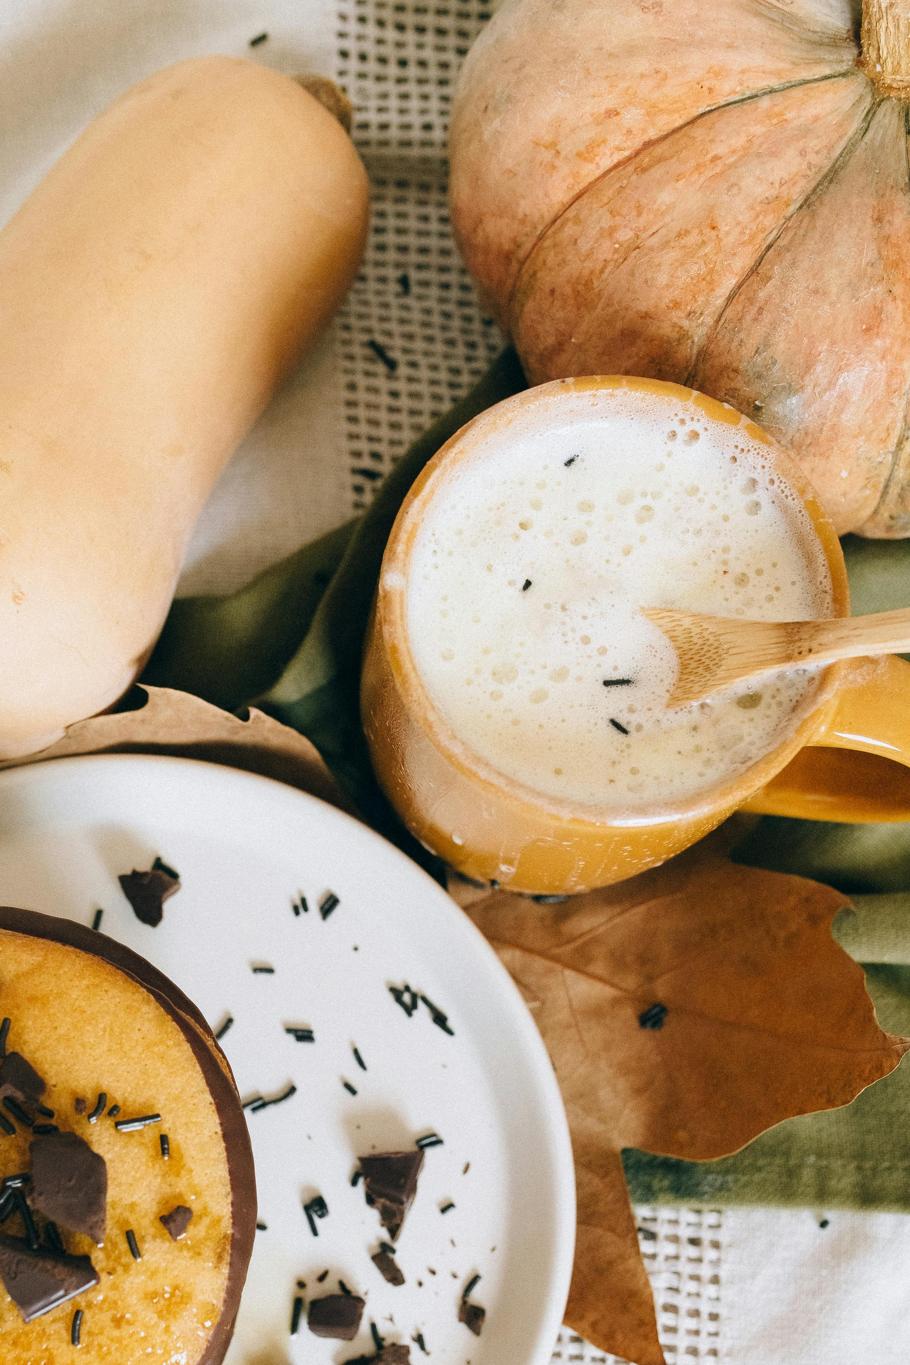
[2,3,908,1362]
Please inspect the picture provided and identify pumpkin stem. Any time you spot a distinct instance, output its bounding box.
[862,0,910,98]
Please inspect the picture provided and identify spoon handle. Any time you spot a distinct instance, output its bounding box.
[791,607,910,666]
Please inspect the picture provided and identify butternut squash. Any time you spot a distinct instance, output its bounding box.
[0,57,368,758]
[450,0,910,538]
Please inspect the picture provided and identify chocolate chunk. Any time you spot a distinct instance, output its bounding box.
[159,1205,193,1241]
[372,1246,405,1286]
[459,1300,486,1336]
[358,1149,424,1241]
[118,858,180,927]
[308,1292,365,1340]
[29,1131,107,1243]
[344,1348,411,1365]
[0,1053,46,1107]
[0,1233,97,1322]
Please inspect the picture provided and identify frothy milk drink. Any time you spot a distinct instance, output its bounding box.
[404,385,834,816]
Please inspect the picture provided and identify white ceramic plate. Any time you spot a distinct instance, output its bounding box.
[0,754,574,1364]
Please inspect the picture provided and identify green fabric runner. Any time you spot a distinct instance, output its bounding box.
[145,352,910,1212]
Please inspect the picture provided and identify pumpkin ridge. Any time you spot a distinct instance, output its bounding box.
[686,82,877,389]
[865,106,910,535]
[507,66,860,330]
[869,386,910,533]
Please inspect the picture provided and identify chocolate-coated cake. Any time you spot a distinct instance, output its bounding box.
[0,906,256,1362]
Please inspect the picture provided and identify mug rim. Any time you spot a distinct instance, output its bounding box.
[376,375,851,830]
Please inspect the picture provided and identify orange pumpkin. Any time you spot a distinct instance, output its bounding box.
[450,0,910,537]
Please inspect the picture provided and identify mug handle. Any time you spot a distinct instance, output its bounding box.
[744,655,910,822]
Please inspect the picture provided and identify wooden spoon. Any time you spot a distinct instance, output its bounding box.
[644,606,910,708]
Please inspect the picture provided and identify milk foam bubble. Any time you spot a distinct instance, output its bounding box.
[404,387,834,813]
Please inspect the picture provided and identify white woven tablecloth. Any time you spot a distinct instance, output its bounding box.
[2,3,908,1361]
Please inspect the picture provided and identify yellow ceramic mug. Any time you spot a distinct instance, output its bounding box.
[361,377,910,895]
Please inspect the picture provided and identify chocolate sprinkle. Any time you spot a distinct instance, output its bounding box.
[522,578,532,591]
[371,1322,385,1351]
[3,1096,34,1129]
[439,1201,455,1214]
[304,1195,329,1237]
[290,1293,304,1335]
[366,338,398,374]
[159,1134,170,1160]
[86,1093,107,1124]
[319,891,340,920]
[214,1014,234,1041]
[106,1105,120,1119]
[125,1228,141,1261]
[114,1113,161,1133]
[0,1112,15,1136]
[0,1018,9,1055]
[358,1149,424,1241]
[90,908,103,932]
[251,964,275,974]
[352,1045,367,1071]
[462,1273,481,1300]
[118,858,180,927]
[71,1306,83,1345]
[249,30,268,45]
[159,1205,193,1241]
[389,984,419,1017]
[285,1026,315,1043]
[602,677,634,687]
[372,1246,405,1286]
[0,1234,98,1322]
[609,717,631,735]
[638,1002,669,1030]
[418,993,454,1036]
[342,1080,358,1096]
[29,1131,107,1243]
[247,1083,297,1113]
[412,1332,428,1355]
[308,1292,365,1340]
[459,1299,486,1337]
[416,1133,443,1150]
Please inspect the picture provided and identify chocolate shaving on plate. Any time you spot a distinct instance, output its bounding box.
[358,1149,424,1241]
[0,1233,97,1322]
[118,857,180,927]
[29,1131,107,1243]
[307,1292,365,1340]
[459,1299,486,1336]
[344,1347,411,1365]
[372,1245,405,1286]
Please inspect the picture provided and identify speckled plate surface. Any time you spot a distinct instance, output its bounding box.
[0,754,574,1364]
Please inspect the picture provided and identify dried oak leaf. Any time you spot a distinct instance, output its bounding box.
[464,845,909,1365]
